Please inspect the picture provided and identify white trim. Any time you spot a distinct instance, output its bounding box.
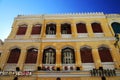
[23,64,36,71]
[31,35,41,38]
[94,33,104,37]
[15,35,25,39]
[78,33,88,37]
[15,12,105,20]
[62,34,72,38]
[101,62,115,69]
[5,37,115,43]
[46,35,56,38]
[4,64,17,71]
[82,63,95,71]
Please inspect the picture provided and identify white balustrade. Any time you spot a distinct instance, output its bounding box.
[23,64,36,71]
[4,64,17,71]
[82,63,95,71]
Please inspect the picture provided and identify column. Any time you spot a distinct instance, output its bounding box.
[17,48,27,70]
[39,50,43,67]
[101,22,113,37]
[92,48,102,69]
[56,49,61,69]
[24,24,32,39]
[86,23,94,37]
[41,24,46,38]
[75,50,82,68]
[71,23,77,38]
[56,24,61,38]
[36,49,41,67]
[110,45,120,69]
[0,49,10,70]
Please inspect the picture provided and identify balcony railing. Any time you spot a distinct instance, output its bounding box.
[31,35,40,38]
[15,35,24,39]
[23,64,36,71]
[4,64,17,71]
[46,34,56,38]
[82,63,95,71]
[62,34,72,38]
[102,62,115,69]
[94,33,104,37]
[78,33,88,38]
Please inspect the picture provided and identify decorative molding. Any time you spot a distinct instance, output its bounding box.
[15,12,105,21]
[78,33,88,38]
[5,37,115,43]
[101,62,115,69]
[106,14,120,18]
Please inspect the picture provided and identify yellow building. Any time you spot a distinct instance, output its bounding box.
[0,12,120,80]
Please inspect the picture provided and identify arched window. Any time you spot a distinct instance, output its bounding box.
[25,48,38,63]
[61,23,71,34]
[46,23,56,35]
[42,48,56,64]
[31,24,41,34]
[61,47,75,64]
[98,46,113,62]
[76,23,87,33]
[7,48,21,63]
[111,22,120,34]
[80,47,93,63]
[16,24,27,35]
[91,23,103,33]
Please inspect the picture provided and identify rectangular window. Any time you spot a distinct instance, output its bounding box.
[16,27,27,35]
[31,25,41,34]
[77,24,87,33]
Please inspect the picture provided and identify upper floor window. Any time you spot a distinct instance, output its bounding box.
[7,48,21,63]
[80,46,93,63]
[111,22,120,34]
[46,23,56,35]
[42,48,56,64]
[91,23,103,33]
[76,23,87,33]
[98,46,113,62]
[31,24,41,35]
[16,24,27,35]
[61,47,75,64]
[61,23,71,34]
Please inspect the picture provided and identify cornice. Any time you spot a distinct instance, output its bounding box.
[106,14,120,18]
[15,12,105,20]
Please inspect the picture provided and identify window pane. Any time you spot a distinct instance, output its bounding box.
[98,47,113,62]
[25,48,38,63]
[17,24,27,35]
[31,24,41,34]
[76,23,87,33]
[61,23,71,34]
[92,23,103,33]
[111,22,120,34]
[80,47,93,63]
[7,48,21,63]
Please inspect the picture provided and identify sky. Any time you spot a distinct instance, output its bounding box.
[0,0,120,41]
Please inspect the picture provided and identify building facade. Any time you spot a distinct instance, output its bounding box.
[0,12,120,80]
